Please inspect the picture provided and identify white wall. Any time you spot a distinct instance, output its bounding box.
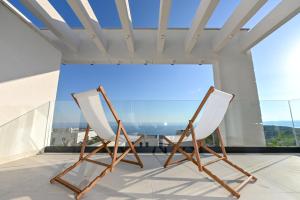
[0,3,61,163]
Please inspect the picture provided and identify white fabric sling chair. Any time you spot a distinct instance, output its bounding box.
[50,86,144,200]
[163,86,256,198]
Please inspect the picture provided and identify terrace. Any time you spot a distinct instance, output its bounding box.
[1,154,300,199]
[1,0,300,199]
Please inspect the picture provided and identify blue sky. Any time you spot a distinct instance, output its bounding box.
[9,0,300,123]
[57,64,213,100]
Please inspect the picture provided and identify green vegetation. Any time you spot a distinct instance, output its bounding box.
[87,136,101,145]
[264,125,299,147]
[266,132,296,147]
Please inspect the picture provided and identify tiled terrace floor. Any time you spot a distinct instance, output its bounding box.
[0,153,300,200]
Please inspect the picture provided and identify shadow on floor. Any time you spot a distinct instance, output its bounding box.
[0,154,294,200]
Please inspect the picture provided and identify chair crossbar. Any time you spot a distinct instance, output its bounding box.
[163,87,257,198]
[50,86,144,200]
[84,158,110,167]
[203,157,224,166]
[163,128,257,198]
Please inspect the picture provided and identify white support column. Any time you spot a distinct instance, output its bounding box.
[157,0,172,53]
[115,0,134,54]
[213,0,267,52]
[185,0,219,53]
[20,0,79,52]
[67,0,107,53]
[241,0,300,51]
[214,47,266,146]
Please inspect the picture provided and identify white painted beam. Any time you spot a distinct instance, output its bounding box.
[115,0,134,54]
[0,0,59,50]
[213,0,267,52]
[20,0,79,52]
[185,0,219,53]
[67,0,107,53]
[157,0,172,53]
[241,0,300,51]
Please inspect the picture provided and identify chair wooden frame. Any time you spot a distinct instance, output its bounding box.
[163,86,257,198]
[50,86,144,200]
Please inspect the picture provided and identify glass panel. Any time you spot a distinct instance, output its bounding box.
[168,0,200,28]
[51,100,220,147]
[260,100,297,146]
[88,0,121,28]
[0,103,50,158]
[51,99,300,148]
[206,0,240,28]
[9,0,46,28]
[49,0,84,29]
[129,0,160,29]
[51,101,85,146]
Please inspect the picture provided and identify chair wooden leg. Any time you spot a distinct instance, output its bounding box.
[215,127,257,181]
[163,126,257,198]
[202,166,241,198]
[99,138,113,158]
[110,135,144,168]
[216,127,227,158]
[50,141,109,184]
[50,159,83,184]
[163,130,189,168]
[191,124,202,171]
[121,128,144,168]
[50,136,144,200]
[76,167,111,200]
[111,121,121,171]
[79,125,90,160]
[163,136,195,162]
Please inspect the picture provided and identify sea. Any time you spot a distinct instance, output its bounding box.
[52,120,300,135]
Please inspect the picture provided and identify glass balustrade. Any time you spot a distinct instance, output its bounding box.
[0,102,50,160]
[50,99,300,147]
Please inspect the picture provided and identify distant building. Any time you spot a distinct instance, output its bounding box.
[51,128,79,146]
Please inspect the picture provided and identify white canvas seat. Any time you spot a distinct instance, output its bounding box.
[73,89,116,141]
[50,86,144,200]
[163,86,257,199]
[73,89,141,143]
[165,89,232,143]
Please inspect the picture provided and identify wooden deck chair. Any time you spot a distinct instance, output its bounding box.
[163,86,256,198]
[50,86,144,200]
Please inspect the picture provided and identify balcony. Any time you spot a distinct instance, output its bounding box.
[1,0,300,199]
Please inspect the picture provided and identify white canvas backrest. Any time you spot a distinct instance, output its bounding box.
[73,89,116,141]
[193,89,233,140]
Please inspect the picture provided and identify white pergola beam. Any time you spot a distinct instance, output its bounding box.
[185,0,219,53]
[213,0,267,52]
[157,0,172,53]
[67,0,107,53]
[115,0,134,54]
[241,0,300,51]
[20,0,79,52]
[1,0,62,51]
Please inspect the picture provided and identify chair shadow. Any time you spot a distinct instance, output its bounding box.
[0,154,294,200]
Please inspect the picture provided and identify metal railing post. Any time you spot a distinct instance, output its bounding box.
[288,100,299,146]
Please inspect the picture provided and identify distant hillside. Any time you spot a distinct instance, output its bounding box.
[263,120,300,128]
[263,124,300,147]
